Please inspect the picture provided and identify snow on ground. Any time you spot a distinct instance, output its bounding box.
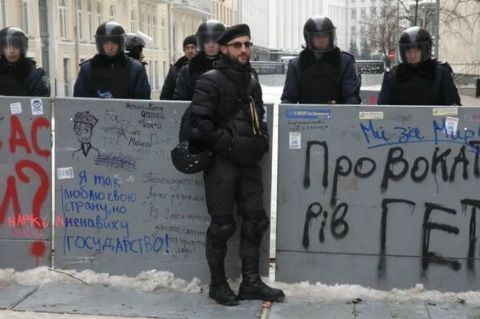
[2,267,480,306]
[0,310,152,319]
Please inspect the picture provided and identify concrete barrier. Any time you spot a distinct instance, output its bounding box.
[0,97,52,269]
[276,104,480,291]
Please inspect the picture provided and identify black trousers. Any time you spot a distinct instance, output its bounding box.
[203,155,264,217]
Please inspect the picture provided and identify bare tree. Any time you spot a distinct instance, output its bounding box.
[362,0,480,64]
[362,0,403,65]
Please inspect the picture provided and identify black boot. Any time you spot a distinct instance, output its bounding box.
[209,279,239,306]
[206,228,239,306]
[238,258,285,302]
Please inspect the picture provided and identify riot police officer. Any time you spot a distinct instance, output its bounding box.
[173,20,225,100]
[160,35,197,100]
[378,26,461,105]
[0,26,49,96]
[281,16,361,104]
[74,21,150,99]
[125,33,146,65]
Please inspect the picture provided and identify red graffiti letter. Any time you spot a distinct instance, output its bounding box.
[9,115,32,155]
[31,117,51,158]
[16,160,49,229]
[0,176,22,225]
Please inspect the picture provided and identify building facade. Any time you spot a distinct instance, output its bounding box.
[237,0,269,60]
[213,0,237,27]
[0,0,171,97]
[438,0,480,73]
[169,0,212,61]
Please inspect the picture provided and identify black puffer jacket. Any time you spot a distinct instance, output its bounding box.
[74,53,150,99]
[281,48,361,104]
[188,57,268,166]
[173,52,220,100]
[377,59,461,106]
[160,56,189,100]
[0,57,49,96]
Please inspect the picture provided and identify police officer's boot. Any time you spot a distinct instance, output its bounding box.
[238,210,284,302]
[206,219,239,306]
[238,258,285,302]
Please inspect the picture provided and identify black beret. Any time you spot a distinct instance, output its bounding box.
[183,35,197,48]
[217,24,251,45]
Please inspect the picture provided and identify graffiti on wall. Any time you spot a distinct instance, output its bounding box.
[56,101,209,267]
[291,109,480,279]
[0,107,52,265]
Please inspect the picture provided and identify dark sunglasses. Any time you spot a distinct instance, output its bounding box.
[226,41,253,49]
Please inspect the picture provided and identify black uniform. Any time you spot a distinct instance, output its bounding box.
[159,56,189,100]
[0,57,49,96]
[173,52,219,100]
[188,57,270,298]
[377,59,461,105]
[73,53,150,99]
[281,48,361,104]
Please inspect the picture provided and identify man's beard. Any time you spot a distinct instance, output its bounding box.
[230,53,250,65]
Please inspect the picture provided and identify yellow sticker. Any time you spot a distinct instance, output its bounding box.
[359,111,384,120]
[432,107,458,116]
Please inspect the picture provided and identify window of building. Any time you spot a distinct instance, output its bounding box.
[147,14,151,41]
[371,7,376,17]
[109,4,115,21]
[351,9,356,19]
[153,15,158,48]
[130,9,136,32]
[155,61,159,89]
[97,2,102,27]
[77,0,83,40]
[87,1,93,40]
[63,58,70,96]
[59,0,67,39]
[361,8,366,18]
[21,0,28,33]
[161,17,166,50]
[0,0,6,28]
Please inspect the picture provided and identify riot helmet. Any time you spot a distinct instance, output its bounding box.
[95,21,126,56]
[196,20,225,52]
[171,142,212,174]
[125,33,145,60]
[0,27,28,58]
[303,16,336,52]
[398,26,432,65]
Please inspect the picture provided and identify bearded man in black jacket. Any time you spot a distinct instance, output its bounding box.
[187,24,285,306]
[0,26,49,97]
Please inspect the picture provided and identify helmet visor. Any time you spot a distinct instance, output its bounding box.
[1,34,27,55]
[398,42,429,64]
[95,34,125,55]
[305,30,336,52]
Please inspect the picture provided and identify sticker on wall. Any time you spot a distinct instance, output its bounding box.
[445,116,459,135]
[10,102,22,115]
[359,111,384,120]
[286,109,331,120]
[57,167,75,180]
[31,99,44,115]
[289,131,302,149]
[433,107,458,117]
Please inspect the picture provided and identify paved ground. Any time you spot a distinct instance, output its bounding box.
[1,280,480,319]
[460,94,480,106]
